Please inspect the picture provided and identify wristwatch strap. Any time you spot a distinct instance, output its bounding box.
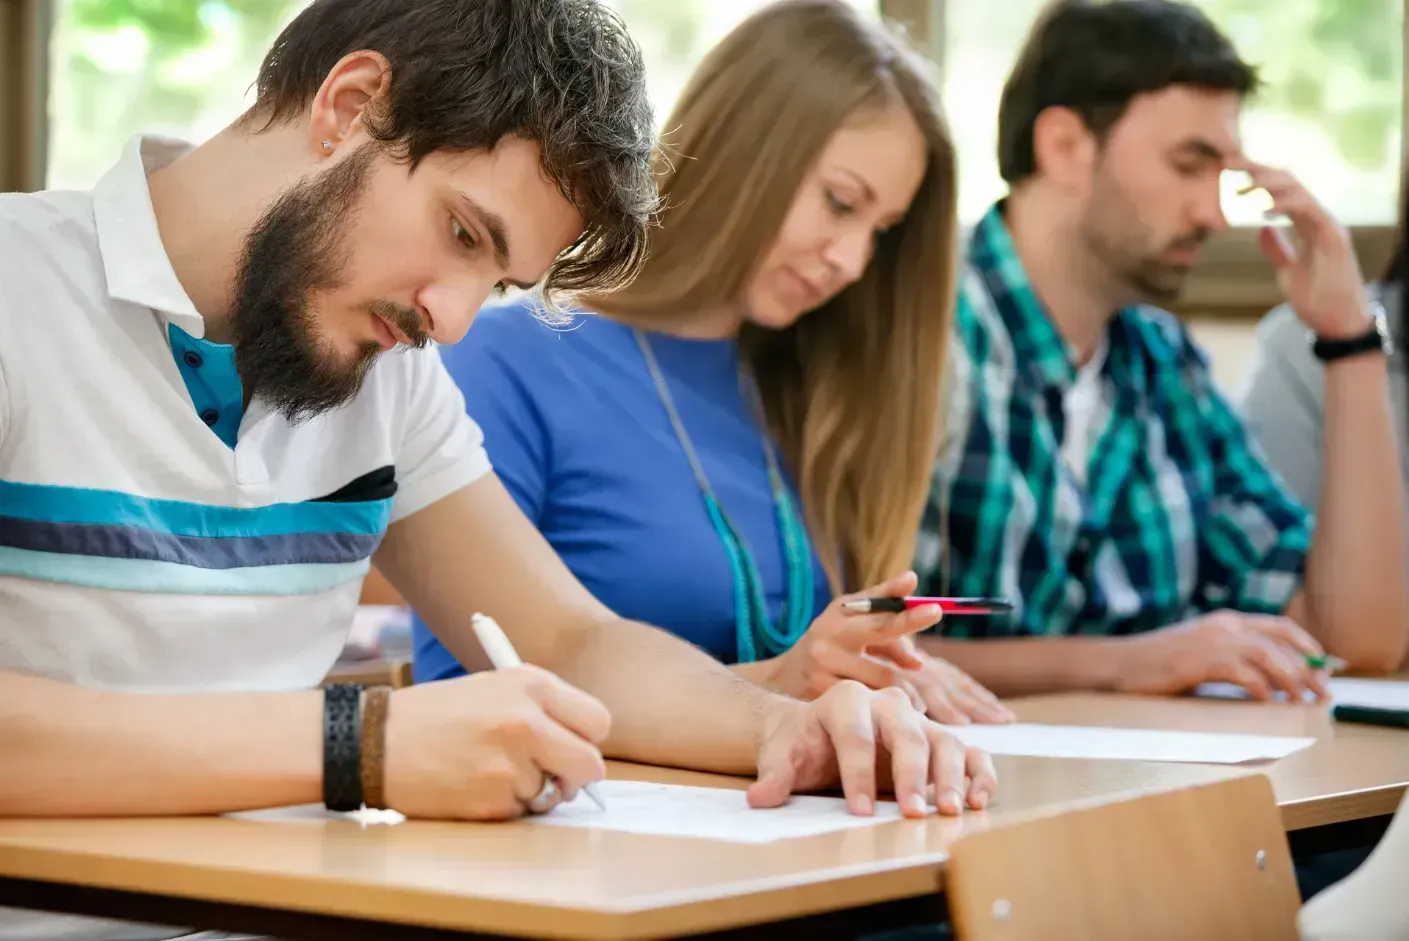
[1311,301,1394,362]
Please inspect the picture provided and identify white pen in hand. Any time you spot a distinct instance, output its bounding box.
[469,612,607,811]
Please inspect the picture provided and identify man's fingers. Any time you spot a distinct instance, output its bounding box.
[1215,660,1274,701]
[526,668,613,745]
[928,728,968,817]
[1259,225,1297,269]
[1245,617,1323,657]
[874,689,931,818]
[1242,639,1307,703]
[746,767,797,810]
[523,714,608,798]
[963,744,998,810]
[818,682,880,816]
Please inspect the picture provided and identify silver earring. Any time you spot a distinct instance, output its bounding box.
[321,139,334,152]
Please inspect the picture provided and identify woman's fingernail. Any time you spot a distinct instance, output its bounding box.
[942,789,963,813]
[852,794,874,816]
[907,794,928,816]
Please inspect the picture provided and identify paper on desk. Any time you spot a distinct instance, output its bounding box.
[940,722,1314,763]
[1195,678,1409,709]
[231,781,912,843]
[524,780,909,843]
[1326,678,1409,710]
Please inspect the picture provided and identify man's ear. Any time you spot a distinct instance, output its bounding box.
[305,50,392,158]
[1031,106,1098,191]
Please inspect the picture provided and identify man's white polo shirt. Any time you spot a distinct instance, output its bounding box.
[0,135,491,694]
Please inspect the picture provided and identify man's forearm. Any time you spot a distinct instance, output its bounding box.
[1307,354,1409,669]
[0,670,321,816]
[919,635,1127,698]
[549,617,793,776]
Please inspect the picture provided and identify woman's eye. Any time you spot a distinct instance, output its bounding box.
[825,189,855,216]
[452,217,475,248]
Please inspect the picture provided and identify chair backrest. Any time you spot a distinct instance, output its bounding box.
[946,773,1299,941]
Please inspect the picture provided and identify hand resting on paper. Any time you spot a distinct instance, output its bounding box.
[379,666,997,823]
[748,680,998,819]
[754,570,1015,725]
[1114,610,1330,703]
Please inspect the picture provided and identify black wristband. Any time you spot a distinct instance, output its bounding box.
[322,684,363,812]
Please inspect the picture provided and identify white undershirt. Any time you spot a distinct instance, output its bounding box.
[1060,335,1109,487]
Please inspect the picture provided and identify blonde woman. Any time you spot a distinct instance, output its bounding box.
[412,0,1012,725]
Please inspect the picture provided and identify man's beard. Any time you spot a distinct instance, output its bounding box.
[1080,174,1210,306]
[229,143,428,424]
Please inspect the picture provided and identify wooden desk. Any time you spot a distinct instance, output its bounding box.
[0,693,1404,940]
[1014,693,1409,830]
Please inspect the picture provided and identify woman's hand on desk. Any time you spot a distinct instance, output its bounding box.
[747,681,998,818]
[383,665,611,820]
[763,571,1014,725]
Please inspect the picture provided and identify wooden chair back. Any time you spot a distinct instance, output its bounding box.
[947,773,1300,941]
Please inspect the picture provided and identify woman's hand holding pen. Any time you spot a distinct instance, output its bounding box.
[763,571,1014,725]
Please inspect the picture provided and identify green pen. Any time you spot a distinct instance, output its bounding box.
[1304,653,1349,672]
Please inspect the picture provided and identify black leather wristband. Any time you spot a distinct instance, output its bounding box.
[322,684,363,812]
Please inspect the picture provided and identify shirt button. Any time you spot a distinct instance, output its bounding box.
[200,408,220,426]
[1075,535,1095,555]
[183,350,204,368]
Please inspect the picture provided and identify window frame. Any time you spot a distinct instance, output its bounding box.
[0,0,47,193]
[11,0,1404,309]
[881,0,1406,320]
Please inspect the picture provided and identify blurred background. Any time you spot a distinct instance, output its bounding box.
[0,0,1404,388]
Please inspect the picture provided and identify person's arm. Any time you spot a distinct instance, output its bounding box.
[1239,163,1409,671]
[917,635,1128,698]
[378,474,777,775]
[1290,340,1408,670]
[0,672,322,816]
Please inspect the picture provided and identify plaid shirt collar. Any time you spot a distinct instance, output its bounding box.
[969,202,1153,400]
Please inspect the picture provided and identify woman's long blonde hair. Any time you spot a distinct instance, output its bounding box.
[586,0,958,593]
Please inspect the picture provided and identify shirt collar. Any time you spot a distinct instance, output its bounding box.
[91,135,208,337]
[969,202,1144,394]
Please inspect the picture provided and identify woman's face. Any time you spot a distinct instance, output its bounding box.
[743,104,928,329]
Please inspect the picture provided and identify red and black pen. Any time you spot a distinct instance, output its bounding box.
[841,596,1014,616]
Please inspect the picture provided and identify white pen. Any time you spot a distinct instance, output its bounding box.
[469,612,607,811]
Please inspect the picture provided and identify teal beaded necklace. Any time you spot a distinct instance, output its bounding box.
[635,329,815,663]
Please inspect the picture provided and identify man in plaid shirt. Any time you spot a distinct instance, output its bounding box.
[916,0,1408,698]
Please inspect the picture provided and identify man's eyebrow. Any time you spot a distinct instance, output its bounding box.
[1173,138,1229,162]
[454,191,513,270]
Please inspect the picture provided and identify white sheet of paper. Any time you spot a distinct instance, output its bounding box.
[1326,678,1409,711]
[229,781,910,844]
[940,722,1314,763]
[1195,678,1409,710]
[523,780,908,843]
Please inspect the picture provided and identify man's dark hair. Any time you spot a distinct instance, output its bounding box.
[997,0,1259,185]
[243,0,658,302]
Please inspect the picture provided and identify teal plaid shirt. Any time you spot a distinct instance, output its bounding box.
[916,203,1312,637]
